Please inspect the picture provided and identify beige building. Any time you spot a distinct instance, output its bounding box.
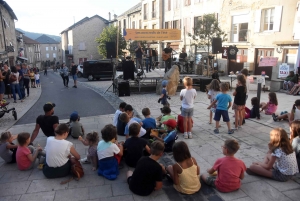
[22,35,41,68]
[0,0,18,66]
[60,15,109,66]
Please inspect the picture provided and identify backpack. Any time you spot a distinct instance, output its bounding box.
[60,158,84,184]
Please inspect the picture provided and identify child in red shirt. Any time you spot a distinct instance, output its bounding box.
[201,139,246,192]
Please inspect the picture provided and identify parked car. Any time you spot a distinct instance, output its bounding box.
[77,65,83,78]
[82,60,113,81]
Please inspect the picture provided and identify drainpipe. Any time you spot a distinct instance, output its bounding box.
[0,7,8,63]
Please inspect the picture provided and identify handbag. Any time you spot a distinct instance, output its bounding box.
[60,158,84,184]
[9,74,17,83]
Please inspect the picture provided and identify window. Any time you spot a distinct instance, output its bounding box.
[139,20,142,29]
[46,47,48,51]
[185,0,191,6]
[152,24,156,29]
[50,46,53,50]
[119,21,121,29]
[152,1,156,18]
[174,0,179,9]
[46,53,49,58]
[231,14,249,42]
[132,21,135,29]
[262,8,275,31]
[168,0,171,11]
[53,53,56,58]
[165,22,169,29]
[0,34,3,48]
[255,6,282,32]
[173,20,180,29]
[123,19,126,28]
[54,46,57,50]
[79,42,86,51]
[144,26,147,29]
[144,4,148,20]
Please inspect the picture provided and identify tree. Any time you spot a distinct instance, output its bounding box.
[95,25,127,58]
[188,14,227,76]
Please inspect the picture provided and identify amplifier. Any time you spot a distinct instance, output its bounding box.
[118,81,130,97]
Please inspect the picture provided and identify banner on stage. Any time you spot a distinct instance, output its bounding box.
[278,63,290,78]
[258,57,278,67]
[123,29,181,41]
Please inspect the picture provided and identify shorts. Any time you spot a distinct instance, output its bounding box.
[0,81,4,94]
[205,175,216,187]
[127,176,132,184]
[181,107,194,117]
[36,79,40,84]
[214,109,230,122]
[72,74,77,80]
[232,103,245,111]
[272,169,292,182]
[30,79,35,83]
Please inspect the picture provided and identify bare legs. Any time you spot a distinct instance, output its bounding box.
[248,151,273,178]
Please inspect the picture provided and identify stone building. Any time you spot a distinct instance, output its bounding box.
[0,0,18,66]
[35,34,60,68]
[60,15,109,66]
[22,35,41,68]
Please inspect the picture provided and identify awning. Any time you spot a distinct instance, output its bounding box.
[273,41,299,46]
[17,57,28,61]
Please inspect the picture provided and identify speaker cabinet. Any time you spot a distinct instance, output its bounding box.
[212,38,222,54]
[118,81,130,97]
[106,42,116,58]
[200,78,213,92]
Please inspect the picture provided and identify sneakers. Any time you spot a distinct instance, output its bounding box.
[272,113,278,121]
[73,85,77,88]
[228,129,234,134]
[188,132,192,139]
[184,133,188,139]
[214,129,219,134]
[80,157,90,164]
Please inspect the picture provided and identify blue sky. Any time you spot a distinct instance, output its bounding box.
[8,0,140,36]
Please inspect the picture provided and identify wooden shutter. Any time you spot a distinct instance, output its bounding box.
[254,10,261,33]
[294,2,300,39]
[273,6,283,32]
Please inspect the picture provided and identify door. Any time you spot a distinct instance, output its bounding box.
[254,48,274,79]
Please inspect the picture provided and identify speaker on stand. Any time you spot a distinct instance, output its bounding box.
[212,38,222,54]
[118,81,130,97]
[106,42,116,58]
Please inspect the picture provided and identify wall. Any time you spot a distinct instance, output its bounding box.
[39,43,60,64]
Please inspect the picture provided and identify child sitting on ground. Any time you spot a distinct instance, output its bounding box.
[16,132,45,170]
[120,112,147,139]
[273,99,300,124]
[201,139,246,192]
[97,124,123,180]
[207,82,234,134]
[290,121,300,171]
[207,79,220,124]
[141,108,156,130]
[124,104,143,125]
[150,119,178,152]
[157,106,176,128]
[0,131,18,163]
[158,80,170,107]
[113,102,126,126]
[78,131,99,171]
[69,111,84,138]
[166,141,201,194]
[247,128,299,181]
[250,97,260,119]
[127,141,167,196]
[123,123,150,167]
[260,92,278,115]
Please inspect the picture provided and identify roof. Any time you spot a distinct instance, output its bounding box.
[118,2,141,18]
[22,35,39,44]
[0,0,17,20]
[60,15,109,34]
[35,34,59,44]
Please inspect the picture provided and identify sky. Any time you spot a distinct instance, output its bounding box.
[7,0,141,36]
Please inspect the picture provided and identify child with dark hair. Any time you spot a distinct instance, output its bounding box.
[158,106,176,129]
[97,124,123,180]
[250,97,260,119]
[127,141,166,196]
[16,132,45,170]
[290,121,300,171]
[69,111,84,138]
[114,102,127,126]
[166,141,201,194]
[201,139,246,192]
[120,112,146,139]
[78,131,99,171]
[0,131,18,163]
[232,75,247,130]
[123,123,150,167]
[158,80,170,107]
[273,99,300,123]
[260,92,278,115]
[207,79,220,124]
[124,104,142,124]
[141,108,156,130]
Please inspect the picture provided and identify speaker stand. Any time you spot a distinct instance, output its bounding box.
[104,57,118,94]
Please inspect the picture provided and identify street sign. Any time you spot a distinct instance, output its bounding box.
[123,29,181,41]
[258,57,278,67]
[257,76,265,85]
[278,63,289,78]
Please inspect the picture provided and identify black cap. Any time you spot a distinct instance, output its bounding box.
[43,102,56,112]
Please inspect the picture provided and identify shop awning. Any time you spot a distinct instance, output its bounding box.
[273,41,299,46]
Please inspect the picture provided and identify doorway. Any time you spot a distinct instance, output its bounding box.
[254,48,274,79]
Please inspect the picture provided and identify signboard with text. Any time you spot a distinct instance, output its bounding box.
[278,63,290,78]
[258,57,278,67]
[124,29,181,41]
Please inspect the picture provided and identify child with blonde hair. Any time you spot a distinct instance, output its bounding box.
[0,131,18,163]
[207,79,220,124]
[290,121,300,171]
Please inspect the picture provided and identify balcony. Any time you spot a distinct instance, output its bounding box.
[152,11,156,18]
[228,29,250,43]
[144,13,148,20]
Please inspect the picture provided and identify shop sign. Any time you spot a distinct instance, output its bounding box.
[278,63,289,78]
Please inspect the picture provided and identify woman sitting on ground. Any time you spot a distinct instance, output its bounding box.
[283,71,297,91]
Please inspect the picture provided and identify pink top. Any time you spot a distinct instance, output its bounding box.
[16,146,31,170]
[265,101,277,115]
[213,156,246,192]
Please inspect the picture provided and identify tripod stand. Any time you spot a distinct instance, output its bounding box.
[104,57,119,94]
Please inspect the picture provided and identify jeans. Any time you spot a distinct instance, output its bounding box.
[24,78,30,96]
[145,57,152,72]
[165,59,171,73]
[19,80,25,98]
[10,83,22,101]
[136,58,143,72]
[64,76,69,86]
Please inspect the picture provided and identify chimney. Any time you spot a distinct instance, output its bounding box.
[108,12,111,21]
[114,14,117,20]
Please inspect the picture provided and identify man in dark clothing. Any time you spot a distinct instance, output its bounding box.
[30,102,59,143]
[163,42,173,73]
[135,42,144,72]
[16,64,24,100]
[179,48,188,72]
[71,62,78,88]
[145,43,152,73]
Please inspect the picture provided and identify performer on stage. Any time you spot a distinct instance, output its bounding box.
[162,42,173,73]
[145,43,152,73]
[179,48,188,71]
[135,42,144,72]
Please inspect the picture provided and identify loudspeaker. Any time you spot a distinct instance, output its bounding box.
[106,42,116,58]
[118,81,130,97]
[212,38,222,54]
[200,78,213,92]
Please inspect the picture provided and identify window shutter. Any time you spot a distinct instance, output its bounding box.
[293,2,300,39]
[273,6,283,32]
[254,10,261,33]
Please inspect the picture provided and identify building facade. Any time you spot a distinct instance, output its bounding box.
[22,35,41,68]
[0,0,18,66]
[60,15,108,66]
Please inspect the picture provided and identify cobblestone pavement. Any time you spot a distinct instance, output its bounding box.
[0,70,300,201]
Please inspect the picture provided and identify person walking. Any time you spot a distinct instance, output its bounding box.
[70,62,78,88]
[60,63,69,87]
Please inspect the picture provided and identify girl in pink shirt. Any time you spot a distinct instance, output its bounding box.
[260,92,278,115]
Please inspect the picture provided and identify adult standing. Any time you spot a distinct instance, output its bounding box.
[60,63,69,87]
[145,43,153,73]
[30,102,59,144]
[43,123,80,178]
[16,64,25,99]
[0,65,5,104]
[163,42,173,73]
[135,42,144,72]
[70,62,78,88]
[2,64,12,99]
[44,67,47,76]
[21,63,30,97]
[179,48,188,72]
[9,66,23,103]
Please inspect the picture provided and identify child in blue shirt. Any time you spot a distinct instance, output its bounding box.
[207,83,234,134]
[158,80,170,107]
[142,108,156,130]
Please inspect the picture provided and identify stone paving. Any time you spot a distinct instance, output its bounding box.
[1,70,300,201]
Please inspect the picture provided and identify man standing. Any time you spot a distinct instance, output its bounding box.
[30,102,59,144]
[44,67,47,76]
[135,42,144,72]
[16,64,25,100]
[145,43,152,73]
[179,48,188,71]
[162,42,173,73]
[71,61,78,88]
[22,63,30,97]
